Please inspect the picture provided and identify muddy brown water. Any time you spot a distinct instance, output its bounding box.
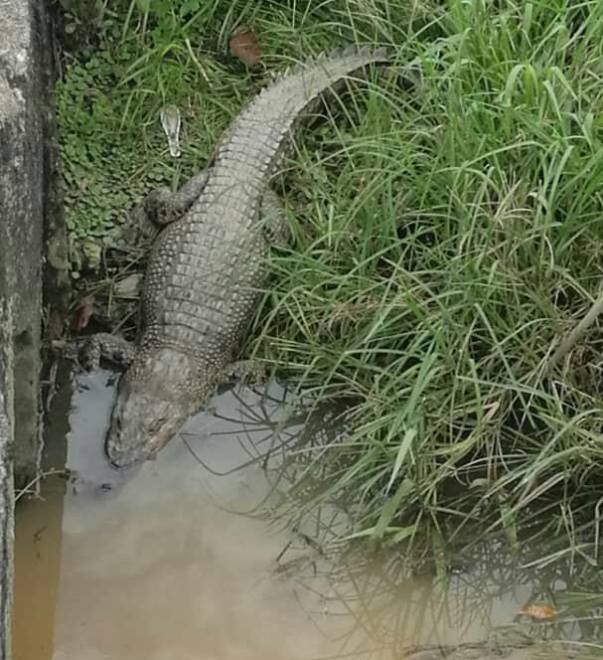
[11,367,603,659]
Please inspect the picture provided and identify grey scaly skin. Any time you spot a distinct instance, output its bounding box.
[92,46,391,468]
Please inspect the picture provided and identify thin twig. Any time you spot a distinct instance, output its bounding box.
[548,282,603,371]
[15,468,67,503]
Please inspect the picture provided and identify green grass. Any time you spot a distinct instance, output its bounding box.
[58,0,603,564]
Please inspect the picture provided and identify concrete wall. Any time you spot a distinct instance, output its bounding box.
[0,0,66,492]
[0,1,67,655]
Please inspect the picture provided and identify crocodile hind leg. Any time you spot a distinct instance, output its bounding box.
[220,359,268,388]
[260,188,290,247]
[143,170,211,226]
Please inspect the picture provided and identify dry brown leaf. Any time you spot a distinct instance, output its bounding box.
[229,25,262,66]
[518,604,557,620]
[72,295,95,331]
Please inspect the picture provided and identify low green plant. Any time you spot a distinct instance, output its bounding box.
[249,0,603,563]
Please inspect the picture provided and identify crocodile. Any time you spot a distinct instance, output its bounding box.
[87,46,391,468]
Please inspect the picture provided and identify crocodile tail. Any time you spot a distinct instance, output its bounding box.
[212,45,393,178]
[277,44,391,80]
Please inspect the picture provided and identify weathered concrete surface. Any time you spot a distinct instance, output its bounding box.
[0,303,14,660]
[0,0,66,654]
[0,0,67,492]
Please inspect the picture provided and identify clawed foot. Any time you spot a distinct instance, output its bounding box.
[78,333,135,371]
[221,359,268,389]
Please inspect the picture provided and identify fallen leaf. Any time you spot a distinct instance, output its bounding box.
[72,295,95,331]
[229,25,262,66]
[518,604,557,620]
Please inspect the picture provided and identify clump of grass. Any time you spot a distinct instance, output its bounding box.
[248,0,603,561]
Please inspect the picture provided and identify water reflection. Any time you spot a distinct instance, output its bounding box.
[12,365,603,659]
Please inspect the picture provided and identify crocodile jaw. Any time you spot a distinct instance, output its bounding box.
[105,349,202,468]
[105,380,193,468]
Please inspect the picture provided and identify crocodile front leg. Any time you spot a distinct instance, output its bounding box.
[81,333,135,370]
[80,172,211,372]
[144,170,211,226]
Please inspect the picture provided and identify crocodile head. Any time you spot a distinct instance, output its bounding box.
[105,348,205,468]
